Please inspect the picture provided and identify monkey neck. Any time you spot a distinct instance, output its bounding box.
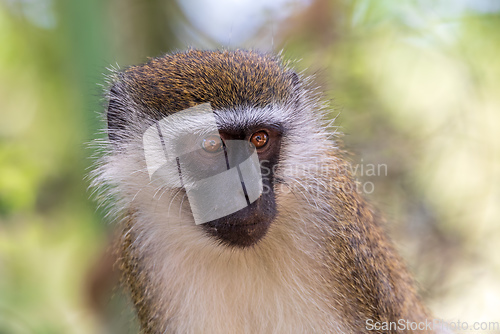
[120,210,345,333]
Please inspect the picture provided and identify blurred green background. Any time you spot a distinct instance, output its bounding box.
[0,0,499,332]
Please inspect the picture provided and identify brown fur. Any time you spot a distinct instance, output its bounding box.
[122,49,297,114]
[322,159,431,331]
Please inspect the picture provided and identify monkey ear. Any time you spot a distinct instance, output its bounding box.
[288,71,300,88]
[287,71,302,108]
[107,83,129,142]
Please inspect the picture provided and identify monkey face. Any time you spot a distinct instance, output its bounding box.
[100,50,333,251]
[142,103,282,247]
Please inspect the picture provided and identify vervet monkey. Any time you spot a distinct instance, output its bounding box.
[92,49,438,333]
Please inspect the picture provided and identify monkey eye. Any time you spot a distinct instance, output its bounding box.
[250,131,269,149]
[201,134,224,153]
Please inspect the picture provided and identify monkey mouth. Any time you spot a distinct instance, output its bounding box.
[201,197,276,248]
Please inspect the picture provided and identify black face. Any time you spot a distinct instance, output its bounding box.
[198,126,282,248]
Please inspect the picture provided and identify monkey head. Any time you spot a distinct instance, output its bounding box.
[96,49,334,250]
